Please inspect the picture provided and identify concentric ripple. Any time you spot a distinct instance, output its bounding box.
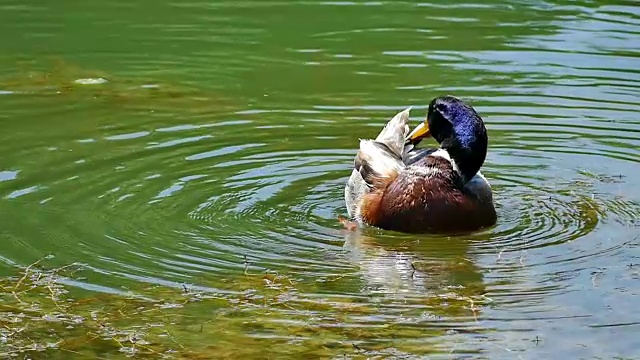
[1,0,640,357]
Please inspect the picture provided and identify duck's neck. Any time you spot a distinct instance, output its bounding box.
[440,136,487,183]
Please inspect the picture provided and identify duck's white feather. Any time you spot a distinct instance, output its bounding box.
[344,108,412,219]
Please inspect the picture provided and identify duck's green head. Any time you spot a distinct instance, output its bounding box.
[407,95,489,181]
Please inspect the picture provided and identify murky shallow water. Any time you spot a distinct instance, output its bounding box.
[1,0,639,358]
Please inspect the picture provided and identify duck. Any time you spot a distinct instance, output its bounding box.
[344,95,496,233]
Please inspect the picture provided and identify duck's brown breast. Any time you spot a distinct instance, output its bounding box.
[361,157,496,233]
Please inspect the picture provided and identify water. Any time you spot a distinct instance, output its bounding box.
[1,0,639,358]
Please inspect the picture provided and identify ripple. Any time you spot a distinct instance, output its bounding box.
[1,0,640,357]
[5,185,42,199]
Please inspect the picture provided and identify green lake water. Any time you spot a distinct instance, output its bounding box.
[1,0,639,358]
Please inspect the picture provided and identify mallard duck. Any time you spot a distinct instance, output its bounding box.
[344,95,496,233]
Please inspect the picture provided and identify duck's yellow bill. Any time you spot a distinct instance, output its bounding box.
[406,121,431,144]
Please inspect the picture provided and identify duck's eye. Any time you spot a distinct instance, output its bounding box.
[435,103,448,115]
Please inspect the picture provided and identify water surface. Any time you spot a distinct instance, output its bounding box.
[1,0,639,358]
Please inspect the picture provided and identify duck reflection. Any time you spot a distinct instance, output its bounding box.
[341,225,486,314]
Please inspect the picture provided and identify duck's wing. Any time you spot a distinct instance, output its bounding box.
[373,107,411,156]
[464,171,493,203]
[345,108,411,218]
[401,145,437,166]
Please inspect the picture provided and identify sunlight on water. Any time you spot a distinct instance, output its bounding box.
[0,0,639,358]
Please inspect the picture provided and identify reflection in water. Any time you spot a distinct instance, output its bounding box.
[343,227,484,302]
[0,0,639,358]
